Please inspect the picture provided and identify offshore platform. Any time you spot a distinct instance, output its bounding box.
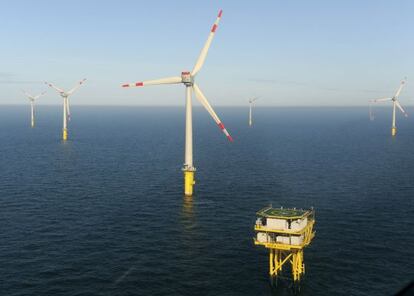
[254,206,315,282]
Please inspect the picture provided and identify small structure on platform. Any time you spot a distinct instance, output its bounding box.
[254,206,315,282]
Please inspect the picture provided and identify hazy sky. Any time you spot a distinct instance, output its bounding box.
[1,0,413,106]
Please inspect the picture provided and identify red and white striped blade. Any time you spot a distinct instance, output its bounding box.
[67,78,87,95]
[372,97,392,103]
[395,100,408,117]
[45,81,65,94]
[394,78,407,98]
[191,9,223,76]
[192,83,233,142]
[121,76,181,88]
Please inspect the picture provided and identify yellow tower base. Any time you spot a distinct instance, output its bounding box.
[391,127,397,136]
[184,170,195,196]
[63,128,68,141]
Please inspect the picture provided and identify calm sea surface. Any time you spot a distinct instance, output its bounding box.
[0,106,413,296]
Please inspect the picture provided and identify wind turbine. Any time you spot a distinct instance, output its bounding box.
[121,9,232,196]
[22,90,46,128]
[371,77,408,136]
[368,101,374,121]
[248,97,260,126]
[45,79,86,140]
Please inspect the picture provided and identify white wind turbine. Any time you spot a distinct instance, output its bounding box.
[371,77,408,136]
[22,90,46,128]
[122,9,232,196]
[248,97,260,126]
[45,79,86,140]
[368,101,374,121]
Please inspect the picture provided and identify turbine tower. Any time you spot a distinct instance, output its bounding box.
[371,77,408,136]
[122,9,232,196]
[368,102,374,121]
[45,79,86,140]
[248,97,259,126]
[22,90,46,128]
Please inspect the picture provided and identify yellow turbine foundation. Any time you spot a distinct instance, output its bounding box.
[254,206,315,283]
[391,127,397,136]
[63,128,68,141]
[184,170,195,196]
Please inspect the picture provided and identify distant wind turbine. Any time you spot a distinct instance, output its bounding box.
[121,9,232,196]
[45,79,86,140]
[248,97,260,126]
[368,101,374,121]
[371,77,408,136]
[22,90,46,128]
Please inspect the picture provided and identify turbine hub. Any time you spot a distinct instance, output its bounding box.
[181,71,193,86]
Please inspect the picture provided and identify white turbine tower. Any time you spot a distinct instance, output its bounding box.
[371,77,408,136]
[22,90,46,128]
[122,9,232,196]
[248,97,260,126]
[45,79,86,140]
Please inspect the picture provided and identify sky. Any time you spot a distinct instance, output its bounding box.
[0,0,413,106]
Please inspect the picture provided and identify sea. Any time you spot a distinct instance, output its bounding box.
[0,105,413,296]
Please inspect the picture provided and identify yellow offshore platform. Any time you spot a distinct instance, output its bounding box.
[254,206,315,282]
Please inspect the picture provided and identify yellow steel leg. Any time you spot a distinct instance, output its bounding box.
[184,170,195,196]
[391,127,397,136]
[274,250,279,276]
[298,251,303,280]
[291,251,304,282]
[301,251,305,275]
[63,128,68,141]
[269,249,274,276]
[278,250,283,272]
[292,252,297,281]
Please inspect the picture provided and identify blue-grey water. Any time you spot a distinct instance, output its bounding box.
[0,105,413,296]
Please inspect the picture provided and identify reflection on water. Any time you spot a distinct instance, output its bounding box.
[181,195,196,234]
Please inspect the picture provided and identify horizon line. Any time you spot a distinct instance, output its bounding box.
[0,103,410,108]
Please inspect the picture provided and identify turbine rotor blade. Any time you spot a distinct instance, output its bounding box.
[192,83,233,142]
[395,100,408,117]
[394,77,407,98]
[191,9,223,76]
[45,82,65,94]
[372,97,392,103]
[122,76,182,88]
[67,78,86,95]
[22,90,34,100]
[33,91,47,100]
[249,96,260,103]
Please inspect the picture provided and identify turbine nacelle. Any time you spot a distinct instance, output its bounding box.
[181,71,193,86]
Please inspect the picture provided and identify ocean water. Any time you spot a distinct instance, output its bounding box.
[0,105,413,296]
